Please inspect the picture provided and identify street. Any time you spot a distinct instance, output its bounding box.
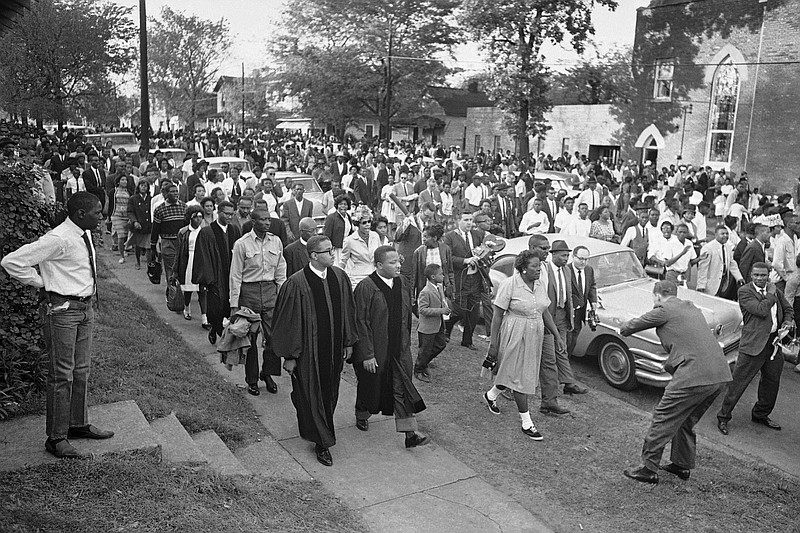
[571,354,800,479]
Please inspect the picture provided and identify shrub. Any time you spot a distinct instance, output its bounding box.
[0,161,63,419]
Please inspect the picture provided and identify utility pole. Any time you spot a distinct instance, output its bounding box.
[678,103,693,162]
[241,62,245,134]
[139,0,150,149]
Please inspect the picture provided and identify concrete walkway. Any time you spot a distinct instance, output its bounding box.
[104,250,553,533]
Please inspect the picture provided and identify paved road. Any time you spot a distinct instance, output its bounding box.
[570,354,800,479]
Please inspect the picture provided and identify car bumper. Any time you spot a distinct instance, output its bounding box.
[630,344,740,388]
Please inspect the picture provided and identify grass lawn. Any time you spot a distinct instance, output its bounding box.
[0,450,367,533]
[13,266,262,449]
[413,345,799,533]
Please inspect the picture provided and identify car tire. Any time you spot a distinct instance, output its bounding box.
[598,339,638,391]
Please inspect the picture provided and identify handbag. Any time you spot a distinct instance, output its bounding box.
[166,277,184,312]
[147,259,162,284]
[716,271,737,300]
[644,264,665,278]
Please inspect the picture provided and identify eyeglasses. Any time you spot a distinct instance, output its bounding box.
[360,220,373,225]
[191,213,204,218]
[313,248,334,255]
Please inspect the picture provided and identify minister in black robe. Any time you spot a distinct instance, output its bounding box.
[273,235,358,466]
[192,203,241,343]
[351,246,429,448]
[283,217,316,277]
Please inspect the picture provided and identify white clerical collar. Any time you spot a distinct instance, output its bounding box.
[217,221,228,233]
[377,273,394,288]
[309,264,327,279]
[300,237,308,245]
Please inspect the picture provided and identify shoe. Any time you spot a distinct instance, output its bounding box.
[356,419,369,432]
[183,309,192,320]
[521,426,543,441]
[623,466,658,484]
[445,334,451,343]
[315,445,333,467]
[717,419,729,435]
[460,343,476,350]
[414,369,431,383]
[45,438,84,459]
[208,329,216,345]
[563,383,589,395]
[751,416,781,430]
[135,263,141,270]
[483,392,500,414]
[118,257,125,264]
[67,424,114,440]
[260,373,278,394]
[540,404,570,416]
[247,384,260,396]
[661,463,690,480]
[405,432,430,448]
[201,321,211,330]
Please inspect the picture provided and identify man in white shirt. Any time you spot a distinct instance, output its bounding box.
[576,177,601,212]
[554,197,576,233]
[464,174,489,213]
[560,203,591,237]
[769,217,795,291]
[520,198,550,235]
[650,222,700,285]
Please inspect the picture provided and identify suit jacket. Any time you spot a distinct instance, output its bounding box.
[546,263,574,330]
[417,282,448,334]
[81,167,107,207]
[281,198,314,241]
[322,211,353,248]
[411,243,454,299]
[283,238,310,277]
[492,196,519,238]
[620,298,732,390]
[570,264,597,323]
[352,176,375,208]
[442,229,482,289]
[696,239,743,295]
[418,189,442,210]
[541,198,559,233]
[738,282,793,355]
[738,239,766,283]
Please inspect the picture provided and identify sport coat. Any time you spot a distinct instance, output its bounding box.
[417,282,448,334]
[738,282,793,356]
[546,263,574,330]
[738,239,766,283]
[620,298,732,390]
[492,196,519,238]
[411,243,454,299]
[541,198,558,233]
[696,239,743,295]
[570,264,597,323]
[352,176,375,208]
[322,211,353,248]
[418,188,442,210]
[443,228,481,276]
[81,167,107,207]
[281,198,314,241]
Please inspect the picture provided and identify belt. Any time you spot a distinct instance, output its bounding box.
[47,291,92,302]
[242,280,276,284]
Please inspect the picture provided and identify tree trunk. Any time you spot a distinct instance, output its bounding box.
[517,95,529,163]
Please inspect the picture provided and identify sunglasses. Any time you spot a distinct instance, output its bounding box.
[360,220,373,225]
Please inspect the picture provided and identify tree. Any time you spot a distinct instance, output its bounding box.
[0,0,136,128]
[273,0,460,140]
[148,7,232,131]
[459,0,618,161]
[549,48,633,105]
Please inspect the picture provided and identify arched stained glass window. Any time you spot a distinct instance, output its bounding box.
[706,59,740,166]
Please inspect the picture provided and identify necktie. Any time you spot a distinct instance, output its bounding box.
[81,232,98,301]
[557,268,565,308]
[94,168,100,185]
[577,269,583,300]
[721,244,728,276]
[643,225,648,241]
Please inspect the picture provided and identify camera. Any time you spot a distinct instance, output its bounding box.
[586,308,599,332]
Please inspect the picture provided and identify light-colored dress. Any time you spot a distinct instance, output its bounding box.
[183,225,202,292]
[380,184,397,223]
[111,188,130,236]
[493,272,550,394]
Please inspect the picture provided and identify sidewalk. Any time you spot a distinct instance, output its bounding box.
[104,250,553,533]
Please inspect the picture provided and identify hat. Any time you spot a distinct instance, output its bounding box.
[550,240,571,253]
[496,183,510,191]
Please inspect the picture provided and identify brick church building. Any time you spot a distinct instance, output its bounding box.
[618,0,800,191]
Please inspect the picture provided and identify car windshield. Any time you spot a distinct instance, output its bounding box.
[588,251,647,289]
[102,134,136,145]
[209,161,251,173]
[288,177,322,193]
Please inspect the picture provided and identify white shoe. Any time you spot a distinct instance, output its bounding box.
[118,257,125,264]
[794,363,800,373]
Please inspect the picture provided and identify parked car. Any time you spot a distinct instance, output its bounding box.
[150,148,187,168]
[274,171,327,227]
[85,132,139,154]
[488,235,742,390]
[200,156,255,181]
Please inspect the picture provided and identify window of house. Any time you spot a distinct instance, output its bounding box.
[364,124,375,138]
[474,135,481,156]
[653,59,674,99]
[706,59,740,166]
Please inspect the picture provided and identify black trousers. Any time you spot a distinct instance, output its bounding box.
[446,272,481,345]
[415,325,447,371]
[717,332,782,422]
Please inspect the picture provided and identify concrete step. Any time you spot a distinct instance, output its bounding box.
[0,400,160,472]
[235,437,311,481]
[192,430,250,476]
[149,412,207,465]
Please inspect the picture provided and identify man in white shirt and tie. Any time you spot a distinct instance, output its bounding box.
[1,192,115,459]
[520,197,550,235]
[576,176,601,212]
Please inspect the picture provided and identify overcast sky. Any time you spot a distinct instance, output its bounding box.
[116,0,651,78]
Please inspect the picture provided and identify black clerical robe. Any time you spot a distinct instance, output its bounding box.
[193,222,241,334]
[272,265,357,448]
[283,238,310,277]
[352,273,425,418]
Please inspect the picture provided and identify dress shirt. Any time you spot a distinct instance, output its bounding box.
[1,217,95,298]
[520,209,550,235]
[459,229,475,251]
[650,236,694,272]
[620,224,649,248]
[294,198,305,215]
[770,230,795,283]
[554,209,575,232]
[561,217,591,237]
[573,265,586,299]
[758,285,778,333]
[229,230,287,307]
[309,264,327,279]
[441,192,453,216]
[464,184,486,207]
[556,266,566,308]
[426,246,442,268]
[577,188,600,211]
[377,273,394,288]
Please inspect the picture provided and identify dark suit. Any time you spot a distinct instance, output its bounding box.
[442,229,483,346]
[621,297,732,472]
[567,264,597,354]
[541,198,559,233]
[81,167,107,208]
[541,263,577,403]
[283,238,310,277]
[281,198,314,241]
[352,176,375,209]
[492,196,518,238]
[718,282,793,424]
[738,239,766,283]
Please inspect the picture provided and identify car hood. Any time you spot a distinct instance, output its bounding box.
[598,279,743,347]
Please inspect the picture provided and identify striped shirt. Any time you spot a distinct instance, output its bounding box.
[151,200,186,243]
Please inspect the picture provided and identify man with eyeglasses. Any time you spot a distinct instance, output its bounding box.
[565,246,594,394]
[273,235,357,467]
